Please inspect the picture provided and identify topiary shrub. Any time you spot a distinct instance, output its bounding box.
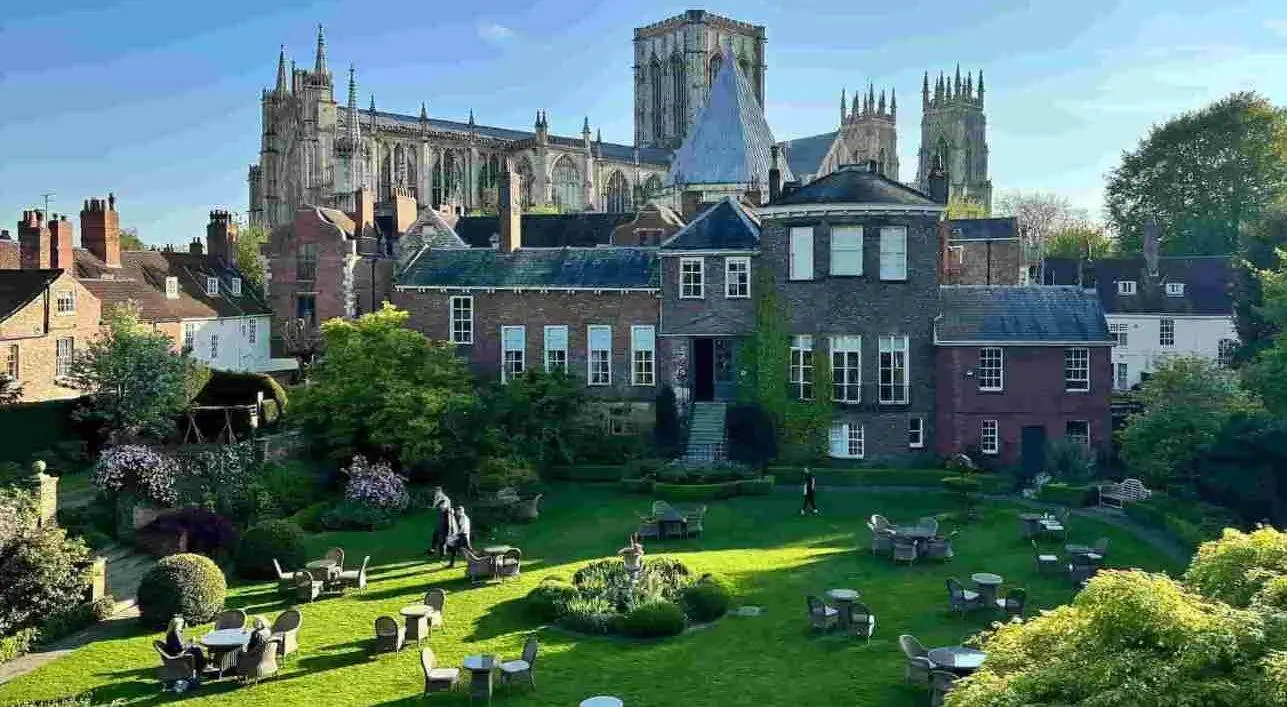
[682,573,733,622]
[526,577,579,623]
[618,599,686,638]
[319,500,397,531]
[137,553,226,627]
[235,520,306,579]
[555,596,616,635]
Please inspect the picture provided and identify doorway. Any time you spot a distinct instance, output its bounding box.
[1021,425,1047,479]
[693,338,715,402]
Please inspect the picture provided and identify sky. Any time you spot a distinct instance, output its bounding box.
[1,0,1285,246]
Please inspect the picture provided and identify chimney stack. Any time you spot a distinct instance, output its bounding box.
[781,181,802,199]
[927,156,949,205]
[80,194,121,267]
[768,145,783,203]
[390,187,417,236]
[18,210,52,269]
[48,214,74,270]
[189,238,204,255]
[680,191,704,221]
[206,210,238,262]
[1143,218,1160,278]
[352,188,375,235]
[499,165,522,253]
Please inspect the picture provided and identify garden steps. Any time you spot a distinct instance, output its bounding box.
[98,543,155,616]
[684,402,728,461]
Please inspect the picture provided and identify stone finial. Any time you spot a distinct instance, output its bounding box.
[314,23,327,74]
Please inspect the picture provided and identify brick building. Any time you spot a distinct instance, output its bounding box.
[935,286,1114,470]
[940,217,1024,285]
[0,269,102,402]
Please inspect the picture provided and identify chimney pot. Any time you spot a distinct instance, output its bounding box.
[499,168,522,253]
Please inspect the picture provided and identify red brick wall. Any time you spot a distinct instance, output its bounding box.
[394,288,661,400]
[265,208,360,335]
[935,345,1112,465]
[0,240,18,270]
[0,273,102,402]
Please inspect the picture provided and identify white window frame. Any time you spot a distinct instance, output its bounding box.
[1217,339,1236,368]
[830,225,864,276]
[725,257,750,298]
[55,289,75,315]
[790,335,814,400]
[1065,420,1091,448]
[981,419,999,455]
[206,276,219,297]
[1117,280,1137,295]
[830,335,861,403]
[449,296,473,344]
[5,344,19,381]
[55,337,74,379]
[501,325,526,383]
[544,325,568,373]
[209,332,219,360]
[879,226,908,281]
[630,325,656,386]
[588,325,612,386]
[165,276,179,299]
[182,323,197,351]
[789,226,815,281]
[978,347,1004,392]
[1065,347,1090,392]
[679,257,705,299]
[1115,362,1129,390]
[878,334,909,404]
[1159,318,1175,346]
[829,422,865,459]
[909,417,924,449]
[247,319,257,344]
[231,277,242,297]
[1109,322,1128,348]
[1166,282,1185,297]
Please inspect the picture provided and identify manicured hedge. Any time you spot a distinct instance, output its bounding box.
[643,476,776,501]
[137,553,227,628]
[770,467,1008,493]
[738,477,775,495]
[1125,494,1240,553]
[1039,482,1096,507]
[620,478,654,494]
[546,465,623,482]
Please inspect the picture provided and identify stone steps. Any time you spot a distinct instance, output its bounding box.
[684,402,729,461]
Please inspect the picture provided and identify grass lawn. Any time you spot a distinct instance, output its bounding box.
[0,485,1182,706]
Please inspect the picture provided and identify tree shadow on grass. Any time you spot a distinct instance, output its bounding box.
[464,595,532,642]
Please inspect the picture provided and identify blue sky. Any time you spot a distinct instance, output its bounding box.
[1,0,1285,245]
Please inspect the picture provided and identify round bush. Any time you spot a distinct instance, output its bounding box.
[527,578,579,622]
[619,599,686,638]
[682,573,733,622]
[235,520,306,580]
[137,553,227,628]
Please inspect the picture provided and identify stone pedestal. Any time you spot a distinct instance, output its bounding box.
[89,557,107,602]
[30,461,57,529]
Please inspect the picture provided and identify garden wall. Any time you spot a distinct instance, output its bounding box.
[0,399,79,464]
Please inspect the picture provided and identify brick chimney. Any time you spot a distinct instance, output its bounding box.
[80,194,121,267]
[499,167,522,253]
[48,214,75,270]
[1143,218,1160,279]
[189,238,204,256]
[351,188,375,235]
[206,209,238,262]
[18,210,51,269]
[768,145,782,203]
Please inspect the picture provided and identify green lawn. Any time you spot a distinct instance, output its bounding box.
[1,485,1181,706]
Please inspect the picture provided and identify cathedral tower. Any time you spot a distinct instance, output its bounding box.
[633,10,766,150]
[817,83,899,180]
[916,67,991,210]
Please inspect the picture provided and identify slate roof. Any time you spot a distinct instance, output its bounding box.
[398,247,658,290]
[0,269,62,322]
[769,163,940,207]
[75,250,272,322]
[668,52,791,187]
[660,197,760,251]
[937,286,1113,344]
[946,218,1018,241]
[778,131,837,179]
[1041,256,1234,316]
[453,213,637,248]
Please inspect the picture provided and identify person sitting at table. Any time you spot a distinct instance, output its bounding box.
[164,616,207,674]
[618,534,645,580]
[445,505,473,568]
[243,616,271,655]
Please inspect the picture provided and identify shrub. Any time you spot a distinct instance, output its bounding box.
[556,596,616,635]
[92,445,180,506]
[56,498,115,551]
[235,520,306,579]
[137,553,227,627]
[475,456,538,492]
[342,456,408,512]
[143,507,239,560]
[619,599,686,638]
[37,596,116,643]
[0,627,39,663]
[682,573,733,622]
[0,486,38,552]
[259,461,321,516]
[726,403,777,470]
[526,578,578,622]
[622,457,668,480]
[319,500,397,531]
[653,386,681,456]
[0,526,91,636]
[1040,482,1096,507]
[738,477,774,495]
[289,501,330,532]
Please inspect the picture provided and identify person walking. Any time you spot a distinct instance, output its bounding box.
[426,487,452,556]
[800,468,819,515]
[446,506,472,568]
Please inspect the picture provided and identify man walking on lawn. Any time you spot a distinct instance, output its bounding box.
[801,468,819,515]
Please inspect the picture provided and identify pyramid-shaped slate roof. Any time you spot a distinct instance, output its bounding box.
[660,197,760,251]
[668,52,792,187]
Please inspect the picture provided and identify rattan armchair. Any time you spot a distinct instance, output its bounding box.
[847,600,877,643]
[295,570,322,603]
[153,640,196,687]
[892,536,919,565]
[421,647,460,693]
[323,546,345,571]
[946,577,983,616]
[925,531,957,561]
[684,505,707,536]
[870,528,894,555]
[236,636,282,682]
[424,588,447,628]
[272,558,294,594]
[1032,540,1060,575]
[497,548,522,579]
[997,587,1027,618]
[337,555,370,592]
[515,493,543,522]
[373,615,405,654]
[463,547,495,583]
[499,637,539,691]
[270,608,301,658]
[213,609,247,631]
[929,669,959,706]
[899,634,931,686]
[806,595,839,632]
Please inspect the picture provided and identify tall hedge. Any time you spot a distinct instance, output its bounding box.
[235,520,306,579]
[137,553,227,627]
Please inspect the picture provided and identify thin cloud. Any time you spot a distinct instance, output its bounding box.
[478,23,514,43]
[1266,19,1287,37]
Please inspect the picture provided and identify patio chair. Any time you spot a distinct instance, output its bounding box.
[847,601,877,643]
[1032,540,1060,575]
[918,516,940,537]
[272,558,294,594]
[1069,555,1098,588]
[892,536,919,565]
[636,513,660,540]
[515,493,543,522]
[685,505,707,537]
[1091,536,1111,560]
[236,636,282,682]
[870,528,894,556]
[1020,514,1043,539]
[497,548,522,579]
[373,615,405,654]
[871,514,891,530]
[997,587,1027,618]
[499,637,539,691]
[421,647,461,694]
[323,547,345,572]
[463,548,495,583]
[929,669,960,706]
[270,608,301,658]
[295,570,322,603]
[946,577,983,616]
[925,531,957,561]
[153,640,197,687]
[1041,510,1070,540]
[424,588,447,628]
[651,500,675,517]
[337,555,370,592]
[806,595,839,632]
[899,634,931,685]
[213,609,247,631]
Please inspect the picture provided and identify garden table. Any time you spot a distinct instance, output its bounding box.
[305,558,337,579]
[928,646,987,675]
[463,655,497,704]
[482,545,513,556]
[200,629,250,678]
[1019,513,1044,538]
[971,573,1004,607]
[826,589,860,627]
[400,604,431,643]
[580,697,624,707]
[656,508,688,539]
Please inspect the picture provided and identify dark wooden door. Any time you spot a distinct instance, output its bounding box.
[1021,425,1047,478]
[693,338,715,402]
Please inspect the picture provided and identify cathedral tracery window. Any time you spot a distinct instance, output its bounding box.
[606,171,630,213]
[650,57,665,144]
[515,158,535,210]
[671,53,687,137]
[643,174,663,202]
[552,156,582,212]
[708,53,723,85]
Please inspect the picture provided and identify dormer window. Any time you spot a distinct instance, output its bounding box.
[165,277,179,299]
[1166,282,1185,297]
[1117,280,1137,295]
[206,277,219,297]
[231,277,242,297]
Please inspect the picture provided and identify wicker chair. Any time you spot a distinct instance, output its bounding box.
[899,634,931,685]
[847,600,877,643]
[497,548,522,579]
[272,558,294,594]
[514,494,543,522]
[946,577,983,616]
[925,531,957,561]
[153,640,196,687]
[324,546,345,570]
[1069,555,1098,588]
[424,588,447,628]
[806,595,839,632]
[270,609,301,658]
[870,528,894,556]
[463,548,495,583]
[295,570,322,603]
[918,516,940,537]
[929,669,959,706]
[373,615,405,654]
[421,647,461,694]
[1032,540,1060,575]
[997,587,1027,618]
[892,536,919,565]
[236,635,282,682]
[871,514,891,532]
[685,505,707,537]
[213,609,247,631]
[337,555,370,592]
[499,637,539,691]
[651,500,675,517]
[1091,537,1111,560]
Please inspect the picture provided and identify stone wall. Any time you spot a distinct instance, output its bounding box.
[0,272,103,403]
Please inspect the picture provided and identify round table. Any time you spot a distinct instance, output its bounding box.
[1019,513,1044,538]
[482,545,513,556]
[305,558,337,580]
[971,572,1004,607]
[1065,544,1093,556]
[581,697,624,707]
[928,646,987,674]
[200,629,250,678]
[463,655,497,702]
[400,604,432,643]
[826,589,860,627]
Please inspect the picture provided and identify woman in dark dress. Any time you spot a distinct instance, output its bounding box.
[164,616,207,673]
[800,468,819,515]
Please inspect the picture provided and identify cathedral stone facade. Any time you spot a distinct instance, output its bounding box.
[916,67,992,209]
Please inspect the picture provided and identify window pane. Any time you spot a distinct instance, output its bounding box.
[879,226,907,280]
[830,226,863,276]
[978,347,1003,391]
[789,227,814,280]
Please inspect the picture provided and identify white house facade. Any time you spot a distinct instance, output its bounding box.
[180,314,275,373]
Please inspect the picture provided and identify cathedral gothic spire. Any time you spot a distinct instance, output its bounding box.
[954,64,961,97]
[977,70,985,104]
[840,88,847,124]
[346,65,357,110]
[878,90,886,116]
[890,88,897,119]
[274,46,289,95]
[314,24,327,75]
[922,72,930,107]
[867,83,875,115]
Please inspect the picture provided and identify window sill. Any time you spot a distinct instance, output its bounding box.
[828,273,865,278]
[879,278,909,283]
[1064,388,1091,394]
[978,388,1005,394]
[724,294,751,299]
[981,450,999,456]
[878,401,911,406]
[678,295,705,300]
[909,444,925,449]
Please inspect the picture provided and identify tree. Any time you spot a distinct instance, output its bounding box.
[119,227,145,251]
[234,224,268,291]
[1243,240,1287,413]
[944,195,988,219]
[69,304,205,443]
[1185,526,1287,609]
[1194,413,1287,526]
[1106,92,1287,256]
[0,374,22,406]
[482,368,585,469]
[1235,203,1287,365]
[994,191,1092,259]
[1118,355,1255,487]
[292,303,479,468]
[1043,224,1114,259]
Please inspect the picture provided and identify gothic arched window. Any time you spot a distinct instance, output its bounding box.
[643,174,663,201]
[963,144,974,181]
[877,148,888,178]
[515,157,535,211]
[671,53,687,137]
[935,137,951,178]
[709,53,723,86]
[605,171,630,212]
[650,57,664,144]
[738,58,750,80]
[552,156,582,212]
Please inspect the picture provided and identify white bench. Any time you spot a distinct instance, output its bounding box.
[1098,478,1151,509]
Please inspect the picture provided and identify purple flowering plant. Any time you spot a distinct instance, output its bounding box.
[342,455,409,512]
[92,445,182,506]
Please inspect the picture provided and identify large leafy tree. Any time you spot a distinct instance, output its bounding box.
[1193,413,1287,526]
[292,303,479,468]
[1043,224,1114,259]
[481,368,585,469]
[69,304,206,443]
[1106,92,1287,256]
[1243,239,1287,414]
[234,224,268,292]
[1233,203,1287,364]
